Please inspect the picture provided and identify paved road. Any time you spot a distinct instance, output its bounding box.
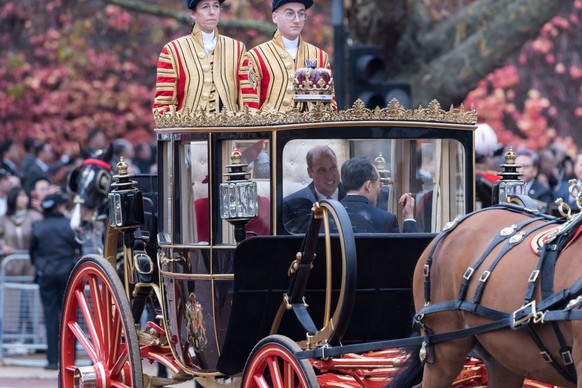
[0,355,199,387]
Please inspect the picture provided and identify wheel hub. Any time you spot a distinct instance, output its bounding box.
[74,363,108,388]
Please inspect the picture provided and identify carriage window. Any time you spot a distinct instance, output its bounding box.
[159,141,173,243]
[176,141,209,245]
[281,138,466,234]
[219,139,271,245]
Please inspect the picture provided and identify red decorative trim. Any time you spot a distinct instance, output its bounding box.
[83,158,111,170]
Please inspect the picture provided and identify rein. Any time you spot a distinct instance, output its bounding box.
[415,205,582,383]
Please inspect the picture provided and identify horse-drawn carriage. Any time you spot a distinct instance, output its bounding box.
[59,100,582,387]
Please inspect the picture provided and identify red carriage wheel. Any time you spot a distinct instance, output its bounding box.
[59,255,143,388]
[242,335,318,388]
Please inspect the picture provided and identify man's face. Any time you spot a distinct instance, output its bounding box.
[516,155,537,183]
[272,3,307,41]
[308,151,339,198]
[368,168,382,206]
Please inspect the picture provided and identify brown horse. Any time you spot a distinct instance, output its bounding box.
[403,204,582,387]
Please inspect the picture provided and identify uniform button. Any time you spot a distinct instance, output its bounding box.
[204,79,212,85]
[202,65,210,72]
[282,99,290,106]
[285,63,293,70]
[288,73,295,81]
[202,93,209,100]
[286,86,294,93]
[198,52,206,59]
[279,51,288,58]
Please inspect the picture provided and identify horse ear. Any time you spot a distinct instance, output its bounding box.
[68,168,79,194]
[102,143,115,164]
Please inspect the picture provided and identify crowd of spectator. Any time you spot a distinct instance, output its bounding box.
[0,128,156,369]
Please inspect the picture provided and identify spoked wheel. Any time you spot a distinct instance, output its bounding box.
[242,335,318,388]
[59,255,143,388]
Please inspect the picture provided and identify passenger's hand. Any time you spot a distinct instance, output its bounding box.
[398,193,415,220]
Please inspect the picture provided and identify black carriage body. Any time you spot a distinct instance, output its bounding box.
[152,104,477,375]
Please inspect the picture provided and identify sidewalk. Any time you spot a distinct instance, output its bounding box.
[0,353,198,387]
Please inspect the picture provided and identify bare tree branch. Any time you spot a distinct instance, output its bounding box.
[99,0,275,35]
[409,0,573,106]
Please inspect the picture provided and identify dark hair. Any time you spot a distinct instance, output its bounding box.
[517,149,539,168]
[6,186,27,216]
[341,157,378,192]
[24,137,36,153]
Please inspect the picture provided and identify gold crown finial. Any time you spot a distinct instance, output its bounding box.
[230,147,242,165]
[117,156,128,175]
[504,147,516,164]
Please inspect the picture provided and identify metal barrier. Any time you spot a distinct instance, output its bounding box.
[0,253,47,365]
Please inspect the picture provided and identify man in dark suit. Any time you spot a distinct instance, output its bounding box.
[282,145,345,233]
[341,157,417,233]
[516,149,553,209]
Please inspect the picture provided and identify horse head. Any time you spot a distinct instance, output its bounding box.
[67,145,114,232]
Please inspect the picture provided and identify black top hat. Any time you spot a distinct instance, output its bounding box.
[187,0,225,10]
[272,0,313,12]
[41,193,68,211]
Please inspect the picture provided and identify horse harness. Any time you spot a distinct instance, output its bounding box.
[414,204,582,383]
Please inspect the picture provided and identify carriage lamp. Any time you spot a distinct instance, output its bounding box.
[108,158,144,229]
[492,147,525,204]
[219,148,258,243]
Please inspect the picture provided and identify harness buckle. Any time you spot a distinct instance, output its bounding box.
[479,271,491,283]
[528,270,540,283]
[561,350,574,365]
[511,301,537,329]
[423,264,430,277]
[540,350,552,362]
[463,267,474,280]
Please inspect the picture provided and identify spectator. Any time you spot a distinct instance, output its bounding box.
[0,139,22,177]
[30,193,82,370]
[239,0,336,112]
[19,137,37,183]
[341,157,417,233]
[0,187,43,275]
[30,177,61,213]
[134,142,155,174]
[112,138,139,174]
[21,141,71,194]
[516,149,553,206]
[81,128,109,158]
[0,168,14,216]
[282,145,345,233]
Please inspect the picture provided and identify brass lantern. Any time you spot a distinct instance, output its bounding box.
[219,148,258,242]
[493,148,525,204]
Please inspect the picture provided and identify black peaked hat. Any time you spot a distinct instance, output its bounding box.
[41,193,68,211]
[187,0,225,10]
[272,0,313,12]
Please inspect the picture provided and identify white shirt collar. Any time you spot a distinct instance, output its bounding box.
[282,36,299,60]
[201,30,216,54]
[315,187,338,201]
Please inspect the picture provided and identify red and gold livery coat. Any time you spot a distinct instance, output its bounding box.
[239,31,336,112]
[153,25,246,115]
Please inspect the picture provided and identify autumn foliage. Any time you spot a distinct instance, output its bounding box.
[464,0,582,156]
[0,0,580,157]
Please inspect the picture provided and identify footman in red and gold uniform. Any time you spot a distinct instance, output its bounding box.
[153,0,246,115]
[239,0,336,112]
